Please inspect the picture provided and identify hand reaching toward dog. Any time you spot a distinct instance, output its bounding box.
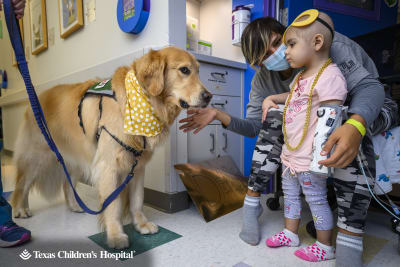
[179,108,218,134]
[0,0,26,19]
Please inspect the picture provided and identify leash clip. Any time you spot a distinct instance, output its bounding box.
[129,159,138,176]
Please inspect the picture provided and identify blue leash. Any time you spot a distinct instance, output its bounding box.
[3,0,139,215]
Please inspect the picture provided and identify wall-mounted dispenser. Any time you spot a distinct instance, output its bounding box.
[232,4,253,47]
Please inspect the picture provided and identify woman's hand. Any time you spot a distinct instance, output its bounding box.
[0,0,26,19]
[178,107,218,134]
[318,123,362,168]
[12,0,26,19]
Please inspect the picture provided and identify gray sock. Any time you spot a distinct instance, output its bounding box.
[239,195,263,245]
[336,232,363,267]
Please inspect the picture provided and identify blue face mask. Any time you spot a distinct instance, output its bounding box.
[262,44,290,71]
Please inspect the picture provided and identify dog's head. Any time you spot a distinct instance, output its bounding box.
[133,47,212,109]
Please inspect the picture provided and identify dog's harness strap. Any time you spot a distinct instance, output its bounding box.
[78,90,116,135]
[3,0,139,215]
[78,95,87,134]
[97,126,145,156]
[99,96,103,121]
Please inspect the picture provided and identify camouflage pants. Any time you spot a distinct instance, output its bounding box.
[248,110,376,234]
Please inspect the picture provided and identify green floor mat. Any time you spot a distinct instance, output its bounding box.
[88,224,182,261]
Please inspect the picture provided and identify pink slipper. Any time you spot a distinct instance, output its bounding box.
[266,231,297,247]
[294,243,335,262]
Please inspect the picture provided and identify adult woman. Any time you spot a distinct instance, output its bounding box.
[179,15,383,267]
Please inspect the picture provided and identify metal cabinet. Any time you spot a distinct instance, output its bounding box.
[210,95,241,124]
[217,127,242,172]
[199,62,242,97]
[187,125,218,163]
[187,124,242,171]
[186,56,245,173]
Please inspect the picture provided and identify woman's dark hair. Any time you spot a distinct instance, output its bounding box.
[241,17,286,67]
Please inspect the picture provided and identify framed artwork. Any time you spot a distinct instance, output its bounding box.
[58,0,84,38]
[313,0,381,21]
[123,0,135,21]
[117,0,150,34]
[28,0,48,55]
[11,19,25,66]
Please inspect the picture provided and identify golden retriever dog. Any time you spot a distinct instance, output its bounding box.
[10,47,212,249]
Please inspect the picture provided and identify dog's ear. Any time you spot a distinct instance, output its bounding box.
[135,49,166,96]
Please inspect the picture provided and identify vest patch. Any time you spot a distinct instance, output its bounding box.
[87,79,114,96]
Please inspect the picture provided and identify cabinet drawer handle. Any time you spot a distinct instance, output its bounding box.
[223,133,228,151]
[211,100,228,108]
[210,133,215,152]
[211,71,227,80]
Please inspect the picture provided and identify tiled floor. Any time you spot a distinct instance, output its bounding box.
[1,163,399,267]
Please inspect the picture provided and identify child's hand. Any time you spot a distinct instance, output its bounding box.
[262,97,279,123]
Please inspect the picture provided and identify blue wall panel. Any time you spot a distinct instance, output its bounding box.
[286,0,398,37]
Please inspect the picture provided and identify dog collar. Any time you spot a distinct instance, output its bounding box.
[124,70,163,137]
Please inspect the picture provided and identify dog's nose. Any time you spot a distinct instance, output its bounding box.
[202,91,213,103]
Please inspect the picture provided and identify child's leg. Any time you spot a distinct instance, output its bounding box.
[266,169,301,247]
[294,172,335,262]
[240,117,283,246]
[299,172,333,245]
[282,172,302,235]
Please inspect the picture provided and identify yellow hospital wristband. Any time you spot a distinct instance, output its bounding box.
[345,118,366,137]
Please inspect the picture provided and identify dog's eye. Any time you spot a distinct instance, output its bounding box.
[179,67,191,75]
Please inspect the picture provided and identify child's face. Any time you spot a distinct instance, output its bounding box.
[284,30,313,68]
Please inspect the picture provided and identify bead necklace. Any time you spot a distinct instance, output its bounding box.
[283,58,332,151]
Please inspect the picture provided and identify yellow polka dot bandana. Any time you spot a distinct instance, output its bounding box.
[124,70,163,137]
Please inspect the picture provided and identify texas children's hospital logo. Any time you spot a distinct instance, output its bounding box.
[19,249,32,260]
[19,249,136,261]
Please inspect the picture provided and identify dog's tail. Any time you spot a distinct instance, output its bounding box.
[12,113,65,201]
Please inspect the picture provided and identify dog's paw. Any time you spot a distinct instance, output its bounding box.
[107,233,130,249]
[14,208,32,218]
[135,221,159,235]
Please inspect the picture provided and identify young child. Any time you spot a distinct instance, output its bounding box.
[262,11,347,262]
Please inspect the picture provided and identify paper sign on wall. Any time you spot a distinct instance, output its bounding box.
[85,0,96,23]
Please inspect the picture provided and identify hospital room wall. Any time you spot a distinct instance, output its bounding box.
[0,0,171,95]
[0,0,171,149]
[0,0,178,193]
